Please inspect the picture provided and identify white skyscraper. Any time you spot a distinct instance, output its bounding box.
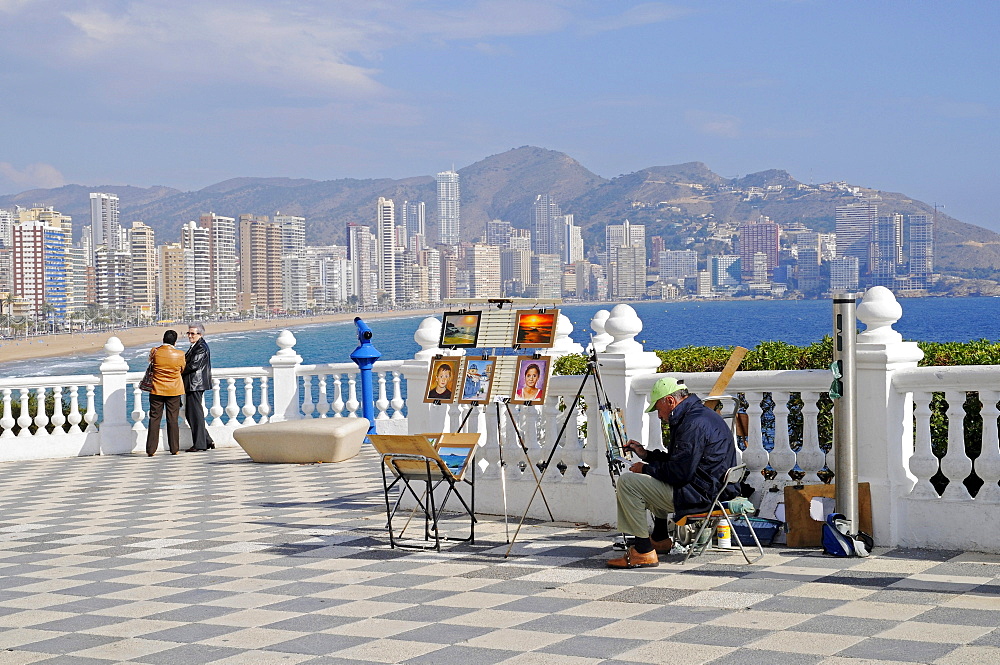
[403,201,425,238]
[90,192,123,253]
[274,212,306,256]
[436,170,460,246]
[376,197,397,303]
[182,221,212,316]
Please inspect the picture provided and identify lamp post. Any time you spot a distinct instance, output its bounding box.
[832,292,859,533]
[350,317,381,436]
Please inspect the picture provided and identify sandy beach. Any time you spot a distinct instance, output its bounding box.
[0,309,439,367]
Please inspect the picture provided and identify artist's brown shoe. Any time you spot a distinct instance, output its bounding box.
[650,536,673,553]
[607,546,659,569]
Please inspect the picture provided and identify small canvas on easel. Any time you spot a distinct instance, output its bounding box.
[440,312,482,348]
[512,356,551,405]
[512,309,558,348]
[424,357,460,403]
[458,357,496,404]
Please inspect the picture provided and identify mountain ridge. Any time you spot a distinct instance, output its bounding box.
[1,146,998,277]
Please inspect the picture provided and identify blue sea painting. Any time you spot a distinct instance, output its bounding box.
[438,447,471,474]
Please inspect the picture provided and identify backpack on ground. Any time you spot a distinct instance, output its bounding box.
[822,513,873,557]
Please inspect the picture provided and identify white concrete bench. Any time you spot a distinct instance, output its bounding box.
[233,418,369,464]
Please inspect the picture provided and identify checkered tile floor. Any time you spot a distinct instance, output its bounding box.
[0,447,998,665]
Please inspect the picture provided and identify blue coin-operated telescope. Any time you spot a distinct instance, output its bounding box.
[350,317,381,435]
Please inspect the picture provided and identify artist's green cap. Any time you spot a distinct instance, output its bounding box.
[645,377,686,412]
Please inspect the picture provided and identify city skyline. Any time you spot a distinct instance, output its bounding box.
[0,2,995,233]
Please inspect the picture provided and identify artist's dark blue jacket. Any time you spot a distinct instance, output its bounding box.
[642,394,739,518]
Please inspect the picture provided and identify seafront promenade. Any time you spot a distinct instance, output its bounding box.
[1,447,999,664]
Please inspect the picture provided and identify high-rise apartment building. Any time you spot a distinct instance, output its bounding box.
[346,224,377,307]
[274,213,306,257]
[486,219,512,247]
[417,248,441,303]
[89,193,123,254]
[282,254,309,312]
[376,198,397,303]
[532,194,562,255]
[508,228,531,251]
[908,214,934,287]
[402,201,425,239]
[199,213,238,314]
[501,248,532,296]
[830,256,860,291]
[238,215,283,313]
[611,246,646,299]
[531,254,562,299]
[709,255,741,289]
[659,249,698,281]
[436,170,460,245]
[0,207,14,248]
[466,243,501,298]
[12,220,68,322]
[563,215,584,264]
[836,200,878,275]
[870,213,903,287]
[129,222,157,318]
[182,221,212,316]
[158,243,191,319]
[737,215,779,281]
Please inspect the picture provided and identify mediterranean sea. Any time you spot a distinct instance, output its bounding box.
[4,296,998,378]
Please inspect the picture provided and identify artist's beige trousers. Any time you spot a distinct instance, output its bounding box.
[616,471,675,538]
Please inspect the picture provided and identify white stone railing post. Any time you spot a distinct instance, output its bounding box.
[589,309,613,353]
[550,313,584,360]
[98,336,135,454]
[269,330,303,423]
[400,317,461,435]
[855,286,924,546]
[599,305,662,449]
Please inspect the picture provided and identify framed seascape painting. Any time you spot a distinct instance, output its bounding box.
[440,311,482,348]
[423,357,460,403]
[512,309,558,348]
[513,356,551,405]
[458,357,496,404]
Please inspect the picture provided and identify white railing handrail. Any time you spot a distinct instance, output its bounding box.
[892,364,1000,392]
[296,359,405,375]
[212,366,272,379]
[0,375,101,389]
[631,368,831,395]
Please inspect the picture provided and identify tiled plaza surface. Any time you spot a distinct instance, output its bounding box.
[1,447,999,665]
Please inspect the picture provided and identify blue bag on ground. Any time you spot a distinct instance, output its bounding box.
[822,513,872,557]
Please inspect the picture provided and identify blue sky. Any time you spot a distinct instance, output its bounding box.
[1,1,997,230]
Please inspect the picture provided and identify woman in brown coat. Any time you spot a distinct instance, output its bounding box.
[145,329,187,456]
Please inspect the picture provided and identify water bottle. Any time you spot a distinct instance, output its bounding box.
[716,518,732,549]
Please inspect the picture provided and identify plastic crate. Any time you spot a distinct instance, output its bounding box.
[731,517,783,547]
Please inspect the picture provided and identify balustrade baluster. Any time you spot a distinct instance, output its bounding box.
[481,403,501,479]
[67,386,82,434]
[210,379,224,425]
[521,405,541,481]
[376,372,390,420]
[225,378,240,423]
[741,391,768,501]
[316,374,330,418]
[257,377,271,424]
[975,390,1000,503]
[301,376,317,418]
[84,385,97,431]
[130,384,146,431]
[32,387,49,433]
[542,395,563,485]
[16,388,32,437]
[0,388,13,438]
[345,374,359,418]
[241,378,257,423]
[907,391,938,498]
[941,390,974,500]
[391,371,405,419]
[797,391,825,484]
[50,387,66,436]
[331,374,344,417]
[769,392,795,484]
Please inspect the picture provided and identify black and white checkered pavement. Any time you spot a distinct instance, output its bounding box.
[0,447,998,664]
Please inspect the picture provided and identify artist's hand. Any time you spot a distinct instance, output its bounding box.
[629,461,646,474]
[625,440,648,460]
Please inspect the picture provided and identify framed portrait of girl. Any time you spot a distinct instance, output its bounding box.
[513,356,550,405]
[424,357,459,403]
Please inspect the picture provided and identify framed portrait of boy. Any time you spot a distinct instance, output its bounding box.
[439,311,482,348]
[423,357,460,403]
[458,356,497,404]
[513,356,551,405]
[512,309,558,348]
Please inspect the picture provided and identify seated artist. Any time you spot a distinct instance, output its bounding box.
[607,377,739,569]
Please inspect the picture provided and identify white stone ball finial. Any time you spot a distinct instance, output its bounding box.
[100,336,129,373]
[856,286,903,344]
[104,336,125,358]
[275,329,298,356]
[414,317,443,360]
[604,304,644,353]
[589,309,613,353]
[551,313,584,357]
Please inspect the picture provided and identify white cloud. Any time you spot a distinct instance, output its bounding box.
[0,163,66,189]
[580,2,691,34]
[686,110,742,138]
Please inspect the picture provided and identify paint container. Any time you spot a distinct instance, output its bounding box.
[716,518,732,549]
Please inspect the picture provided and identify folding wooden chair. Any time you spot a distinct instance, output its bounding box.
[369,434,478,551]
[676,463,764,564]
